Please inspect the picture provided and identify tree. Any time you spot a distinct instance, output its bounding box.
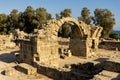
[17,12,25,31]
[46,13,52,20]
[58,9,72,38]
[60,9,71,18]
[109,32,120,39]
[33,8,52,29]
[8,9,19,33]
[78,7,92,24]
[93,8,115,38]
[55,13,60,20]
[58,22,72,38]
[0,6,53,34]
[23,6,35,33]
[0,13,8,34]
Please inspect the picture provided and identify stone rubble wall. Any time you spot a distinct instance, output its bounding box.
[0,34,16,51]
[15,63,37,75]
[19,17,103,67]
[99,40,120,51]
[103,60,120,73]
[36,62,101,80]
[13,29,28,40]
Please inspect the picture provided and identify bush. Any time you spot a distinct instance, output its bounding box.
[109,32,120,39]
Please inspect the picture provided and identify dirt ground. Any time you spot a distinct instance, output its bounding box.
[0,49,52,80]
[59,49,120,67]
[0,48,120,80]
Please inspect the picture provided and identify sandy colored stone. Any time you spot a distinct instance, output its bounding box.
[18,17,103,67]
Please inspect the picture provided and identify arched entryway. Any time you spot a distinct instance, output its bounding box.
[55,17,88,57]
[19,17,103,67]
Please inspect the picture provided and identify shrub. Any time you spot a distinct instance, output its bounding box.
[109,32,120,39]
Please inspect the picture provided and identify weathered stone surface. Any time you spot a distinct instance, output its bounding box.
[99,40,120,51]
[15,63,37,75]
[103,59,120,73]
[13,29,28,40]
[18,17,102,67]
[0,34,16,50]
[5,68,15,76]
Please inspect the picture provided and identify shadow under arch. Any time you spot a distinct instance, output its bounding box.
[56,17,84,38]
[56,17,87,57]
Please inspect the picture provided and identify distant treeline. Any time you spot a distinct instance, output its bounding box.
[114,31,120,35]
[110,31,120,39]
[0,6,117,38]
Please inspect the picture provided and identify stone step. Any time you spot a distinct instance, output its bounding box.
[93,70,120,80]
[15,63,37,75]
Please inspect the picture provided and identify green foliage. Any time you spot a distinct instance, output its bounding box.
[47,13,52,20]
[0,6,53,34]
[58,23,71,38]
[60,9,71,18]
[55,13,60,20]
[33,8,52,29]
[57,9,72,38]
[78,7,92,24]
[0,6,116,38]
[93,8,115,38]
[109,32,120,39]
[0,13,8,34]
[8,9,19,33]
[17,12,25,31]
[23,6,35,33]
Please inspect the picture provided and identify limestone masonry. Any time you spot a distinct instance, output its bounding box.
[1,17,120,80]
[17,17,103,67]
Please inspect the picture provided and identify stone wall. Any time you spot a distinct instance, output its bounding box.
[103,60,120,73]
[36,62,101,80]
[19,17,103,67]
[15,63,37,75]
[36,37,59,67]
[19,39,36,64]
[20,36,59,67]
[40,17,103,58]
[99,40,120,51]
[37,64,61,79]
[0,34,16,51]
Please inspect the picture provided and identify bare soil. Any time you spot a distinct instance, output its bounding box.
[0,48,120,80]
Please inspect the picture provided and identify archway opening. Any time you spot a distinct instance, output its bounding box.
[58,21,85,58]
[58,22,72,38]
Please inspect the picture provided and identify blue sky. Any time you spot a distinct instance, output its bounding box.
[0,0,120,30]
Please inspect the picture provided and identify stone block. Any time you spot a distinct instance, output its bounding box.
[15,63,37,75]
[103,60,120,73]
[5,68,15,76]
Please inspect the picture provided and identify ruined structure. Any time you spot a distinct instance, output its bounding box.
[18,17,103,67]
[99,39,120,51]
[0,33,16,51]
[2,17,120,80]
[13,29,28,40]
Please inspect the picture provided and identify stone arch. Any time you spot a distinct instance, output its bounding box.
[56,17,84,38]
[34,17,102,58]
[51,17,88,57]
[19,17,103,67]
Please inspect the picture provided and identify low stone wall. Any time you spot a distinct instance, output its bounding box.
[37,64,62,79]
[15,63,37,75]
[35,62,101,80]
[103,60,120,73]
[99,41,120,51]
[0,34,16,51]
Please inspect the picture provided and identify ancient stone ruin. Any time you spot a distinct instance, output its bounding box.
[18,17,103,67]
[2,17,120,80]
[0,33,16,51]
